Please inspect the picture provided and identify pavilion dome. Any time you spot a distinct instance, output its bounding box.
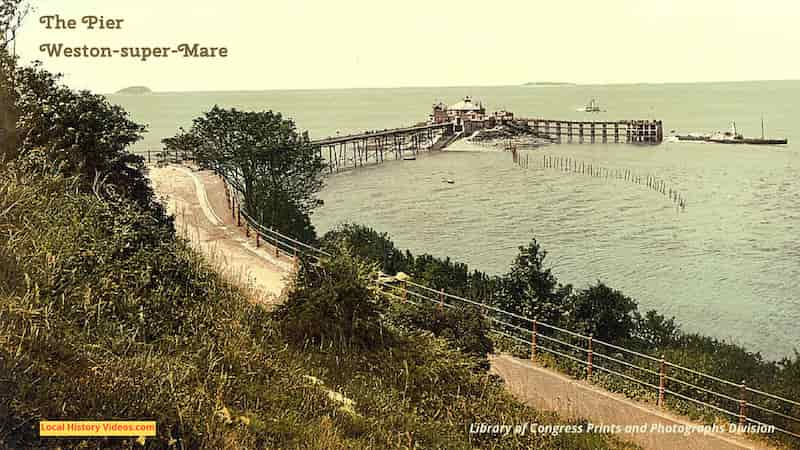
[448,96,483,111]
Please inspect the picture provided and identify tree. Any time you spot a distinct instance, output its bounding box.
[10,62,162,213]
[0,50,16,161]
[321,223,409,274]
[0,0,28,161]
[1,0,30,53]
[495,239,572,325]
[565,282,638,343]
[633,309,680,350]
[167,106,325,242]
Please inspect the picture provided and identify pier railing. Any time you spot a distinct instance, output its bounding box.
[189,160,799,446]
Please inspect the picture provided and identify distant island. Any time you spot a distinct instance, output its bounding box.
[523,82,576,86]
[115,86,152,95]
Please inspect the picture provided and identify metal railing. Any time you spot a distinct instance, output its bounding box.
[170,160,800,444]
[375,277,800,442]
[214,167,330,261]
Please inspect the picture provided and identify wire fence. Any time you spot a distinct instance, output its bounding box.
[163,156,800,445]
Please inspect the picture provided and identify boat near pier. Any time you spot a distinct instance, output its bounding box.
[675,119,787,145]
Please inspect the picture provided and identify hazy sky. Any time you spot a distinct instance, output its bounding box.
[14,0,800,92]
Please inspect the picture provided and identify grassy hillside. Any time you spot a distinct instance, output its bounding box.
[0,154,637,449]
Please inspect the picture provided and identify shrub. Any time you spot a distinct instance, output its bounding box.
[273,244,389,350]
[388,301,494,368]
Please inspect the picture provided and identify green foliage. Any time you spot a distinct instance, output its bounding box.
[9,60,167,220]
[389,301,494,368]
[322,223,408,274]
[564,282,638,343]
[273,244,389,350]
[633,309,680,349]
[499,239,573,325]
[166,106,326,243]
[322,223,503,303]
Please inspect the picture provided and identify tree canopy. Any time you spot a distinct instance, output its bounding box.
[9,61,162,213]
[166,106,326,242]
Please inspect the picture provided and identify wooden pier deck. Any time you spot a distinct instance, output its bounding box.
[517,118,663,144]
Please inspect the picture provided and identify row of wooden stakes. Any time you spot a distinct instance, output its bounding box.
[511,149,687,210]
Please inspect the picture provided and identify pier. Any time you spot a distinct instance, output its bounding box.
[142,98,664,172]
[310,122,457,173]
[517,118,663,144]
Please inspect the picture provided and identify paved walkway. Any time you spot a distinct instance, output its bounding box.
[490,354,775,450]
[148,165,294,305]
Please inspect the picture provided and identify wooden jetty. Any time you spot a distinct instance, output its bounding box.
[517,118,663,144]
[310,122,457,173]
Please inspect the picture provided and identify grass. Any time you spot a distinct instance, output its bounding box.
[0,157,638,449]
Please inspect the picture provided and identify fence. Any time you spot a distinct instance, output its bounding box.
[175,159,799,446]
[130,148,192,165]
[376,278,800,443]
[215,167,330,261]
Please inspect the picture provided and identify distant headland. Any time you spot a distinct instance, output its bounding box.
[115,86,152,95]
[523,82,576,87]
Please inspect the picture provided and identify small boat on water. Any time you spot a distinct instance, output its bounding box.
[707,120,787,145]
[584,98,601,113]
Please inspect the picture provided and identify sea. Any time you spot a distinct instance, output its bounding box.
[110,81,800,360]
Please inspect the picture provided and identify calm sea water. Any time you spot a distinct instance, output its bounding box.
[111,82,800,359]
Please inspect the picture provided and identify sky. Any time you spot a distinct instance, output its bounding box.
[13,0,800,93]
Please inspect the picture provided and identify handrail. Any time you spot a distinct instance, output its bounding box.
[375,276,800,442]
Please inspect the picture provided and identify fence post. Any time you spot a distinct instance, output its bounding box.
[587,335,593,381]
[147,149,151,164]
[739,381,747,429]
[531,319,538,360]
[231,198,236,219]
[236,208,241,227]
[658,355,666,407]
[256,232,260,248]
[402,281,408,303]
[245,222,250,237]
[438,289,444,313]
